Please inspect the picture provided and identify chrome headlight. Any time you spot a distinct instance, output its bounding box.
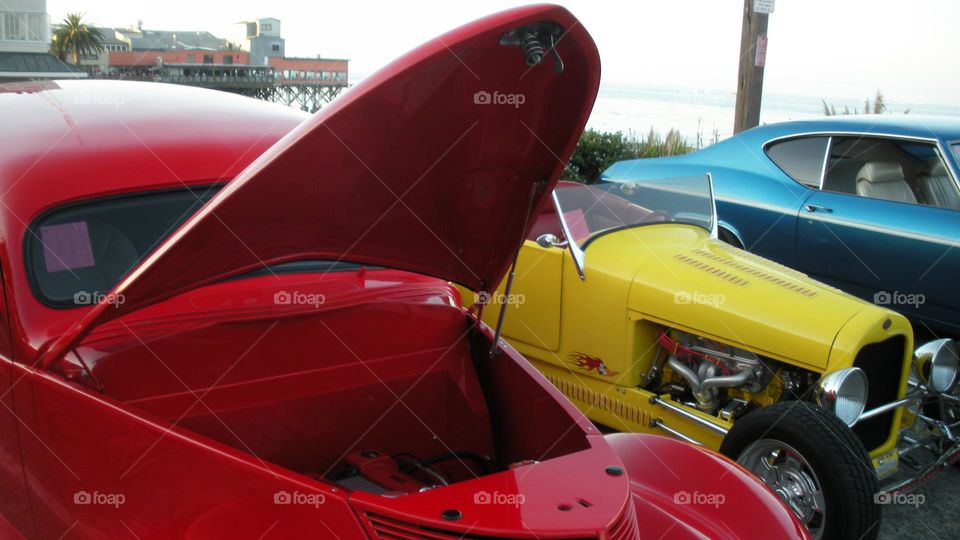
[914,339,959,394]
[816,367,868,426]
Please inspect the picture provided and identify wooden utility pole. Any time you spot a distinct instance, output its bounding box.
[733,0,771,133]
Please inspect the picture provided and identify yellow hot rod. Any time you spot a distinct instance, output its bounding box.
[466,176,960,540]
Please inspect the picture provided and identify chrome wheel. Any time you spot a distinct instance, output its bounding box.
[738,438,826,539]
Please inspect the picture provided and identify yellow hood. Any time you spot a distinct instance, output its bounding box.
[601,225,880,371]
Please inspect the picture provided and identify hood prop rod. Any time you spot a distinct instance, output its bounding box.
[490,181,543,358]
[72,349,104,393]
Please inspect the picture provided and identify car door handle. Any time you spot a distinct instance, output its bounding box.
[804,204,833,213]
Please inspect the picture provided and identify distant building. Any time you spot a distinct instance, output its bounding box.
[109,50,249,69]
[122,27,229,52]
[228,18,283,66]
[268,56,348,84]
[0,0,85,81]
[96,17,347,112]
[77,27,130,73]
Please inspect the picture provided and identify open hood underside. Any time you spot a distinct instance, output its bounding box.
[39,4,600,367]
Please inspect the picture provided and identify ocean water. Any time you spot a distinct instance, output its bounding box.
[588,84,960,144]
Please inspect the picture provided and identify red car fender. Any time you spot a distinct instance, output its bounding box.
[604,433,811,540]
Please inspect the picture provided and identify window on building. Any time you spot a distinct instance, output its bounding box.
[203,54,214,64]
[271,43,281,52]
[186,54,196,64]
[1,12,44,41]
[26,13,44,41]
[223,55,233,65]
[4,12,24,40]
[261,23,272,31]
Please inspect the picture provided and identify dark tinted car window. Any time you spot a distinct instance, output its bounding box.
[765,137,829,188]
[27,186,370,308]
[26,186,222,307]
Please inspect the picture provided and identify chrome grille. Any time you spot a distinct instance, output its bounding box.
[853,335,908,450]
[364,504,638,539]
[607,501,640,540]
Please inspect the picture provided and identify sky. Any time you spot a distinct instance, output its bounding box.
[47,0,960,105]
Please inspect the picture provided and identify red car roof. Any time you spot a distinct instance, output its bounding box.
[0,80,307,358]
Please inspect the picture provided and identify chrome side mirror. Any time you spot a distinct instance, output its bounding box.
[535,233,568,249]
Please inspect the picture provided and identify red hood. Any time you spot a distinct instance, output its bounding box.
[38,4,599,368]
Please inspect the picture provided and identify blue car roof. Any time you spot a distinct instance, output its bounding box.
[742,115,960,143]
[601,115,960,182]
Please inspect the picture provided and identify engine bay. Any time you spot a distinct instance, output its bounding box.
[648,328,818,419]
[323,449,494,497]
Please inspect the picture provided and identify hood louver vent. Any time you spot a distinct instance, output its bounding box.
[676,248,819,298]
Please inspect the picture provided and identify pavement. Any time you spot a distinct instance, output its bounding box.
[880,465,960,539]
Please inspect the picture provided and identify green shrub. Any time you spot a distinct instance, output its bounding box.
[822,90,910,116]
[562,128,698,183]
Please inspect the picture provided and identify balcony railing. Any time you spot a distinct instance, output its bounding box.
[95,71,347,88]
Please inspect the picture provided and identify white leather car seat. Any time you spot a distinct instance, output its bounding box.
[917,157,960,210]
[822,159,863,194]
[856,162,917,204]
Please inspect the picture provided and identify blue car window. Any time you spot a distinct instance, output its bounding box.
[896,142,936,162]
[825,136,957,208]
[764,137,829,188]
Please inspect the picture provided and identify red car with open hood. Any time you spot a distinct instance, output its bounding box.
[0,5,809,539]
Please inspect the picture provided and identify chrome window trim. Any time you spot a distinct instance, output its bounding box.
[706,172,719,238]
[764,131,960,202]
[929,144,960,206]
[945,139,960,193]
[817,136,833,190]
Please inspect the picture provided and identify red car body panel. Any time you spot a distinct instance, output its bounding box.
[0,5,810,539]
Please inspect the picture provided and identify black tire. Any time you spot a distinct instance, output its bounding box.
[719,401,880,540]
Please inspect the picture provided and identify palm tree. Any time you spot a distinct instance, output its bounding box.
[51,13,104,65]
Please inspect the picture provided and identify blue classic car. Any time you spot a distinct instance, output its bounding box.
[603,116,960,337]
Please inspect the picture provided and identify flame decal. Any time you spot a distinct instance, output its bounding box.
[568,352,619,377]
